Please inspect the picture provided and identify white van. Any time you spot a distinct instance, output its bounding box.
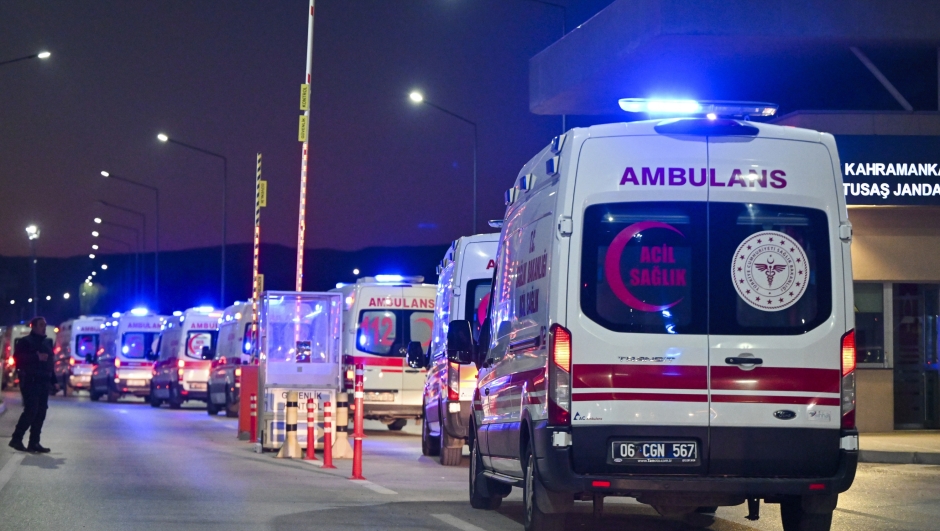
[54,316,107,394]
[90,310,167,402]
[331,276,436,430]
[449,118,858,531]
[208,301,253,416]
[410,234,498,465]
[151,307,221,408]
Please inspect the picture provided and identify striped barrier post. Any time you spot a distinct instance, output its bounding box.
[321,394,336,468]
[277,390,302,459]
[304,397,318,461]
[334,392,354,458]
[349,364,366,480]
[249,394,257,443]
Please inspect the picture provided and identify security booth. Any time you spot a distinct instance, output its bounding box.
[256,291,342,451]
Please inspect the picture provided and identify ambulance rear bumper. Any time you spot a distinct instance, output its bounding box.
[532,423,858,498]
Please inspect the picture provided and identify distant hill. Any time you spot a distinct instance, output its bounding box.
[0,243,450,325]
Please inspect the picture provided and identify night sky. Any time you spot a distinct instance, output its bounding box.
[0,0,614,259]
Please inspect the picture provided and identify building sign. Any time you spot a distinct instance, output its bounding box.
[836,135,940,205]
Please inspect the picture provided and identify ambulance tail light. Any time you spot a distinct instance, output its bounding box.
[447,362,460,402]
[344,369,354,390]
[6,357,14,367]
[115,358,121,368]
[841,329,856,430]
[69,358,75,366]
[548,324,571,426]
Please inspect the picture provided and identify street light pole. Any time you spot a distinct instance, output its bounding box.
[97,201,147,299]
[25,225,39,317]
[156,134,227,307]
[409,92,479,234]
[94,219,141,300]
[100,171,161,310]
[0,51,51,68]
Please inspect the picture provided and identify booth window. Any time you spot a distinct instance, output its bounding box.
[854,283,885,365]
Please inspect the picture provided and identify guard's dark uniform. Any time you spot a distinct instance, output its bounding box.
[11,332,56,448]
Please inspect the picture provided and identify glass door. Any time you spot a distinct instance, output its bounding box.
[893,284,940,429]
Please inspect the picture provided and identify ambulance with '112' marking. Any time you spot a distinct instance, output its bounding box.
[331,276,436,430]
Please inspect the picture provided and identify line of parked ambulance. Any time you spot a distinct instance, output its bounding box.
[2,115,862,530]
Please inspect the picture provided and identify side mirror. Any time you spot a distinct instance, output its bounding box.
[406,341,427,369]
[200,346,213,360]
[446,320,474,364]
[85,353,95,364]
[145,351,158,362]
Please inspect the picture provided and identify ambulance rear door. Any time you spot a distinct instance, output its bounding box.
[354,286,407,397]
[568,129,710,476]
[706,132,846,477]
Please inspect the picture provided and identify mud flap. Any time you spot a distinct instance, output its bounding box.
[535,460,574,514]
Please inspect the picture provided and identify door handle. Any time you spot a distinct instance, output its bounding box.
[405,369,420,373]
[484,388,490,395]
[725,356,763,366]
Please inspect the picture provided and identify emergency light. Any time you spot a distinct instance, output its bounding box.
[111,312,121,318]
[130,307,149,316]
[618,98,778,119]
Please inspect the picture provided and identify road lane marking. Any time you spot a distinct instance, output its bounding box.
[0,454,25,494]
[431,514,488,531]
[351,479,397,495]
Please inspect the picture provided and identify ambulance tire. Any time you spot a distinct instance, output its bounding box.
[107,382,121,403]
[780,497,834,531]
[523,445,565,531]
[168,385,183,409]
[224,389,239,418]
[469,435,502,510]
[440,432,462,466]
[207,398,219,415]
[89,385,101,401]
[421,412,440,456]
[387,419,407,431]
[149,383,162,407]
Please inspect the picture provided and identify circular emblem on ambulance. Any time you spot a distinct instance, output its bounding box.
[732,231,809,312]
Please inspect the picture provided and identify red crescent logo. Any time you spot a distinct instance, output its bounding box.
[603,221,685,312]
[477,292,491,326]
[415,317,433,348]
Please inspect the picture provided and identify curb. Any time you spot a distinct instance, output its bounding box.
[859,450,940,465]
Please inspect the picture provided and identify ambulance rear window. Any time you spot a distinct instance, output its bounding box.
[76,334,98,358]
[709,203,831,335]
[581,202,708,334]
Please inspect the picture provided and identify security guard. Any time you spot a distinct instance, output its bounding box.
[8,317,57,453]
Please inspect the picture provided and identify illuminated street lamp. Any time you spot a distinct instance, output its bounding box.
[156,133,228,307]
[0,50,51,68]
[409,91,478,233]
[25,225,39,316]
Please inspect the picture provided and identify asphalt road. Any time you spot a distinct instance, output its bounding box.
[1,392,939,531]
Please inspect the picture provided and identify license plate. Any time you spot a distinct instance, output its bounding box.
[610,440,699,465]
[364,392,395,402]
[189,382,208,391]
[127,379,146,387]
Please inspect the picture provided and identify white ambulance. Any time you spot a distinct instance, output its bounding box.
[410,234,498,465]
[207,301,253,416]
[150,307,221,408]
[449,116,858,531]
[90,309,166,402]
[54,316,107,394]
[331,276,436,430]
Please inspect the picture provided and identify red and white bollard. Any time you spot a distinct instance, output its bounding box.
[304,397,318,461]
[349,364,366,480]
[249,394,257,444]
[321,394,336,469]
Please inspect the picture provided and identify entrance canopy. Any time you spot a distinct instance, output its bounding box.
[530,0,940,116]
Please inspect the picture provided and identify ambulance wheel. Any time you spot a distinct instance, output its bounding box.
[440,432,462,466]
[207,398,219,415]
[523,444,565,531]
[107,383,121,403]
[387,419,407,431]
[469,434,502,510]
[224,389,239,418]
[168,385,183,409]
[149,383,162,407]
[781,497,834,531]
[421,413,440,457]
[89,385,101,401]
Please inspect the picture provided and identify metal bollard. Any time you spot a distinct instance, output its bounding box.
[249,394,258,444]
[277,390,302,459]
[304,397,318,461]
[349,364,366,480]
[334,392,354,458]
[321,394,336,469]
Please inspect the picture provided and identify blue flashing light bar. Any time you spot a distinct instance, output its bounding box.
[618,98,778,118]
[193,306,214,313]
[375,274,405,283]
[335,282,346,289]
[130,307,149,316]
[111,312,121,318]
[172,311,183,317]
